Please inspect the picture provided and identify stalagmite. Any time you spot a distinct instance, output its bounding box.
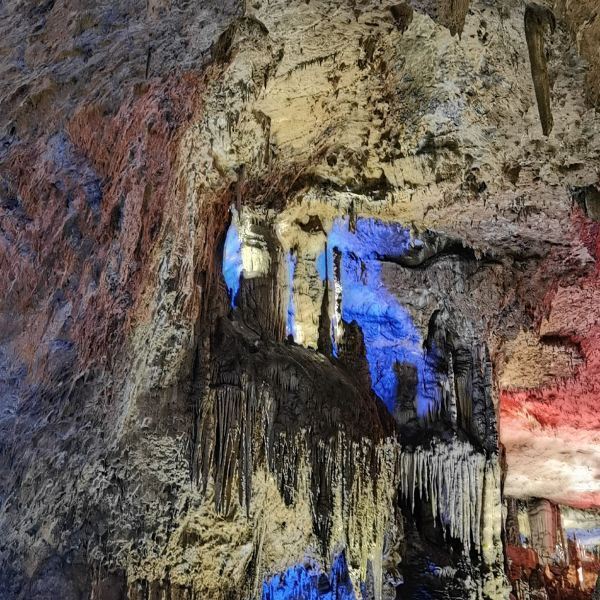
[527,498,565,564]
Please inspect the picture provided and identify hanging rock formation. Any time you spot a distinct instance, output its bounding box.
[524,3,556,136]
[1,0,600,599]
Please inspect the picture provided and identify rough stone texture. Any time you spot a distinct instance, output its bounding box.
[525,3,556,136]
[505,499,600,598]
[2,0,600,598]
[501,213,600,508]
[554,0,600,106]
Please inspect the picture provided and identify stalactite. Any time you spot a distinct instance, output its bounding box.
[397,440,488,553]
[202,213,510,597]
[331,247,344,352]
[389,3,413,34]
[438,0,471,36]
[505,497,521,547]
[317,242,333,357]
[524,3,556,136]
[446,351,458,426]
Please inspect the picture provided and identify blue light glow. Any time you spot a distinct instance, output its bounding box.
[287,252,297,339]
[262,554,355,600]
[223,221,243,306]
[315,249,328,281]
[318,218,437,417]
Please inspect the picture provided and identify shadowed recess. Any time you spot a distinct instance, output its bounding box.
[223,220,243,306]
[287,251,297,338]
[262,554,355,600]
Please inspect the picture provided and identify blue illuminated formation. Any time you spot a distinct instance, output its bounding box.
[262,554,355,600]
[317,218,437,417]
[223,221,243,306]
[287,251,297,339]
[315,249,328,281]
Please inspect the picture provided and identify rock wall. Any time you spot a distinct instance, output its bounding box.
[1,0,600,598]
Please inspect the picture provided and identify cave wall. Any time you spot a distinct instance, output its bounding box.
[1,0,600,598]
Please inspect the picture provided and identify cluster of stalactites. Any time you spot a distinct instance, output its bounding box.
[196,359,399,595]
[198,367,493,560]
[214,212,502,593]
[398,440,488,552]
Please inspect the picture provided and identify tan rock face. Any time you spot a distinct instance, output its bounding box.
[555,0,600,106]
[2,0,600,598]
[498,330,582,390]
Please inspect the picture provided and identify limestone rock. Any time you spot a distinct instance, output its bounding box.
[2,0,600,598]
